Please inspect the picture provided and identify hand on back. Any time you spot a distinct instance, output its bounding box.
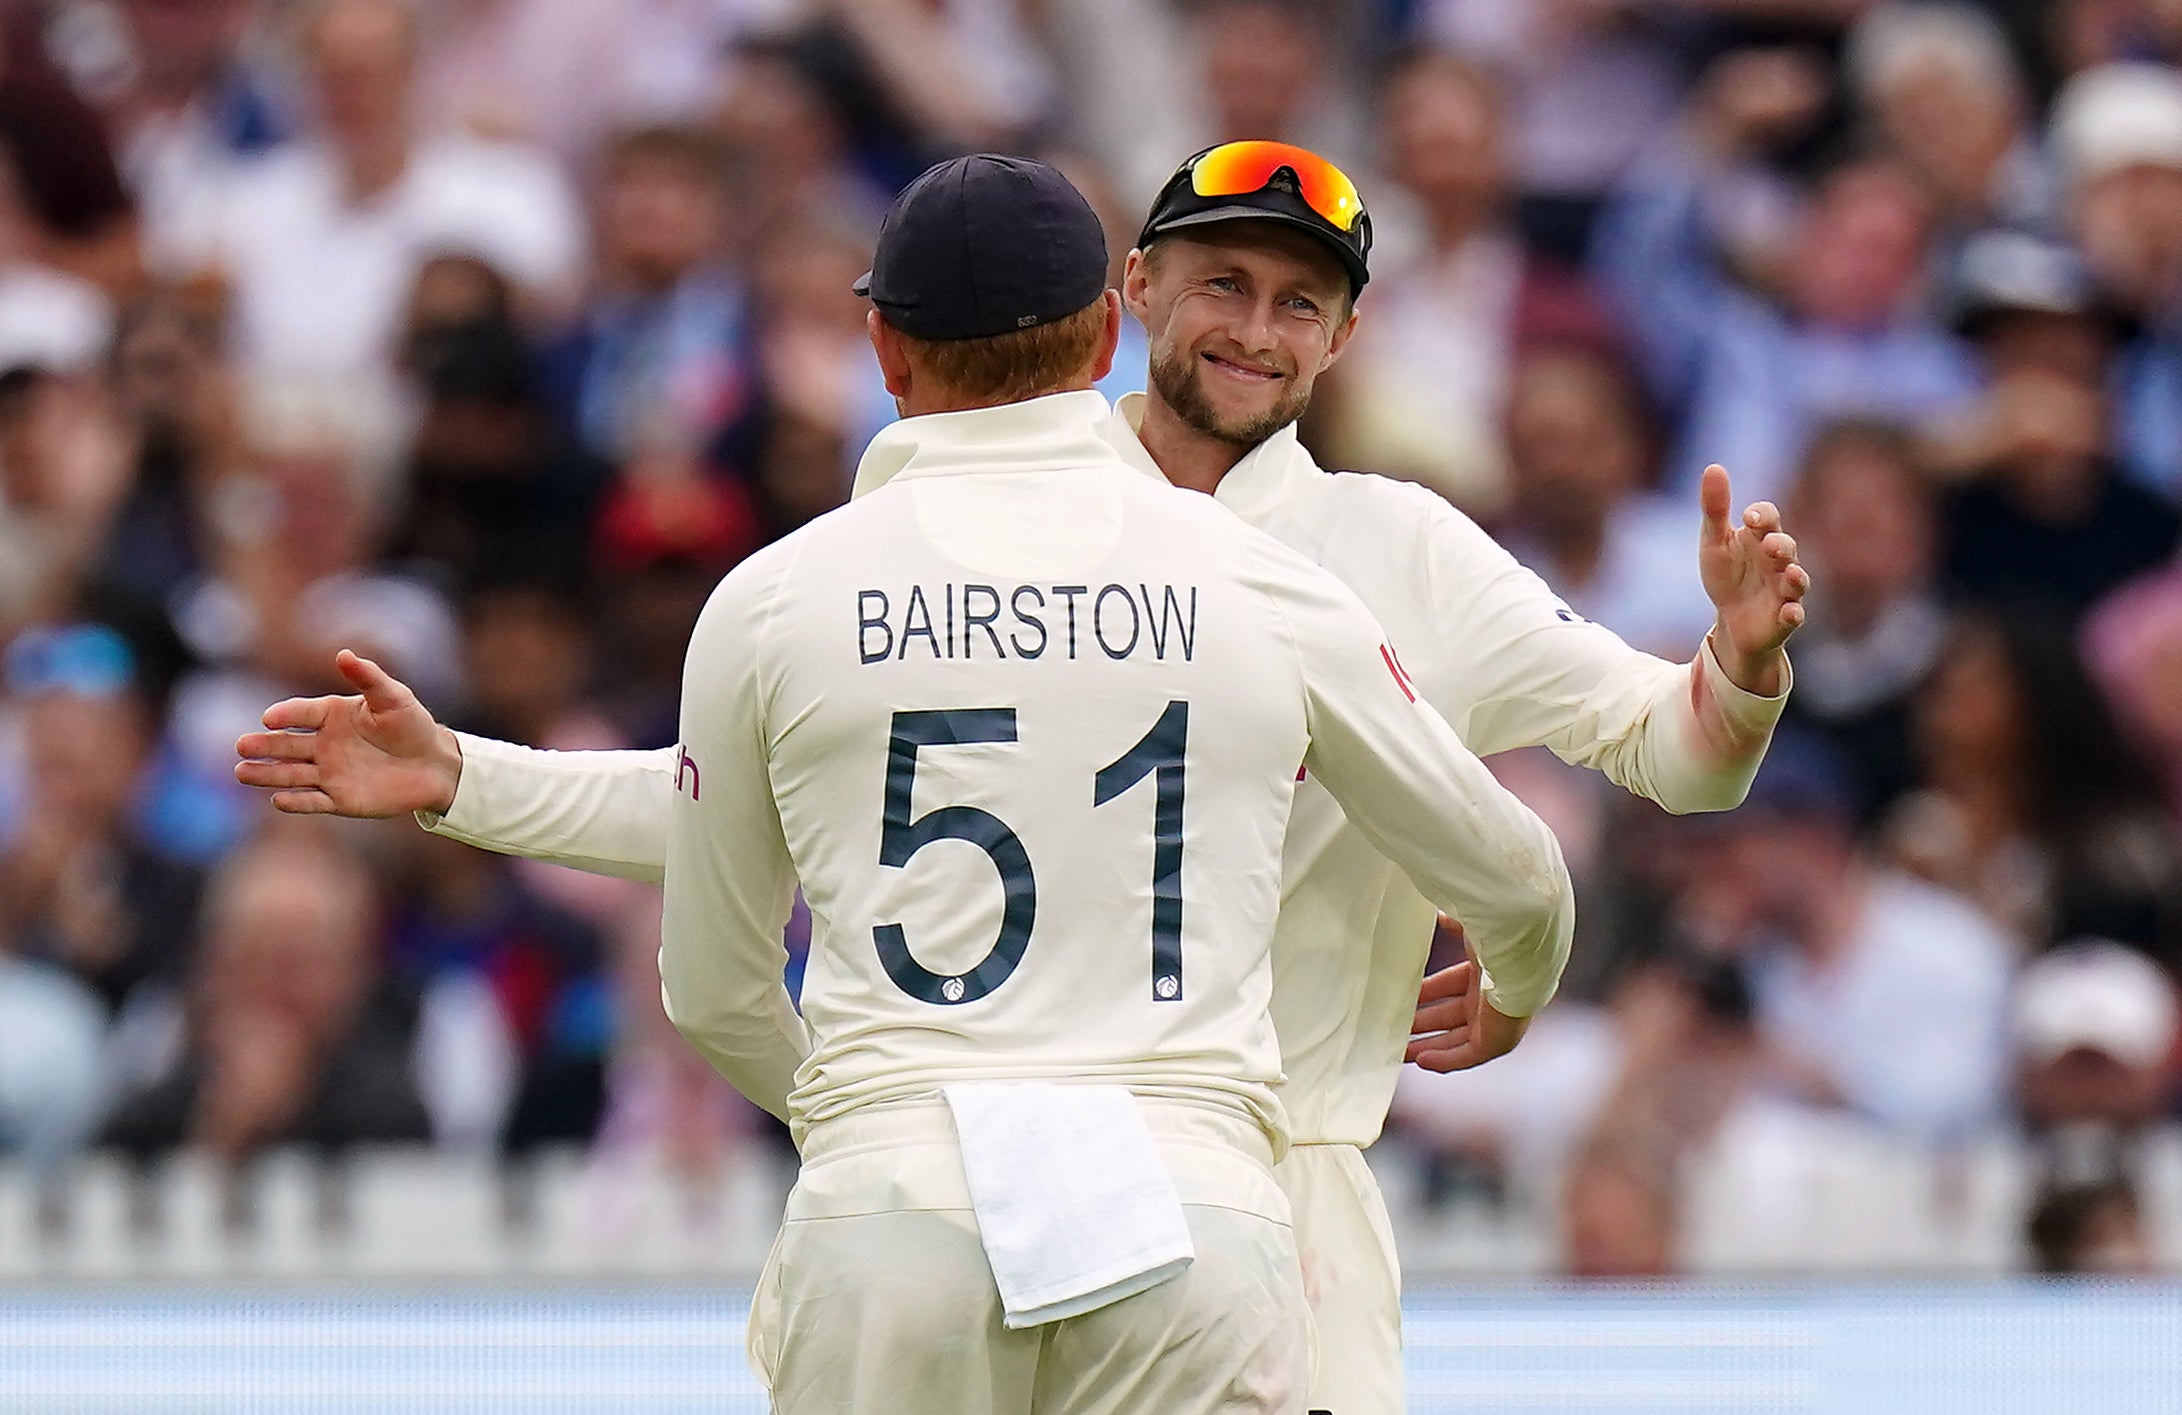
[1407,926,1530,1073]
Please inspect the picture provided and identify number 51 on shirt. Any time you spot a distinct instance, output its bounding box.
[874,702,1190,1007]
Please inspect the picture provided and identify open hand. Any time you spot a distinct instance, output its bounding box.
[234,650,462,818]
[1697,464,1809,694]
[1406,935,1531,1073]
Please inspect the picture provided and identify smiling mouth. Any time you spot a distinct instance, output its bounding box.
[1202,352,1283,383]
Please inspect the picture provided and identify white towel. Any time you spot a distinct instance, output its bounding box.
[942,1082,1196,1329]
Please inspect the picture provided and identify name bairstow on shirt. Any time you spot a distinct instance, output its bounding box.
[856,583,1199,664]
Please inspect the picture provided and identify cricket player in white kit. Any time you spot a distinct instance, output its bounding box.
[239,145,1806,1412]
[669,155,1580,1410]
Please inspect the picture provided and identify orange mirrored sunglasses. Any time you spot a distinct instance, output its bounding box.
[1186,141,1366,233]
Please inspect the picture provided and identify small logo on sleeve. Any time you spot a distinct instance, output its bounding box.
[675,745,702,800]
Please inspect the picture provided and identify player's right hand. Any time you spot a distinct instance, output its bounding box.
[233,649,462,818]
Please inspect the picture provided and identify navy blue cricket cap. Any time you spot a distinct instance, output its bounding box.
[852,155,1110,342]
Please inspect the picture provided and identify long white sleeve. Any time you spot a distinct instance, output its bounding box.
[416,736,676,882]
[1415,491,1786,813]
[1256,539,1576,1019]
[656,552,810,1120]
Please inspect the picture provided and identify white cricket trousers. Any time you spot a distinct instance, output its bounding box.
[747,1095,1312,1414]
[1273,1142,1405,1415]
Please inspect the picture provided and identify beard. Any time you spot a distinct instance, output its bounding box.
[1149,346,1313,449]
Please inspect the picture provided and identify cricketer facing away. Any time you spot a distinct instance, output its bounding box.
[238,143,1808,1412]
[253,153,1575,1411]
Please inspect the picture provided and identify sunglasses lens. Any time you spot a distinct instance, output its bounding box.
[1188,142,1364,232]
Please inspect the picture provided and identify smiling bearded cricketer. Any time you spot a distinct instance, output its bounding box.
[238,141,1806,1413]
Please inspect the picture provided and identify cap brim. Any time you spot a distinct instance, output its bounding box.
[1143,205,1368,291]
[851,270,873,297]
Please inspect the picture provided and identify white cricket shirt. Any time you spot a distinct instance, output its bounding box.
[649,390,1570,1143]
[424,392,1781,1146]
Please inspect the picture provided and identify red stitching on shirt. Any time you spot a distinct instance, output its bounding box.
[1379,644,1415,702]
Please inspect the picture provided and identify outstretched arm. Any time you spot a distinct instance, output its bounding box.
[236,650,676,882]
[1430,464,1804,816]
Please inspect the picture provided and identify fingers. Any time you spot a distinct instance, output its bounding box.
[1407,1035,1481,1073]
[1406,1026,1470,1065]
[234,759,321,791]
[235,730,319,763]
[336,649,413,714]
[260,697,333,731]
[1698,464,1732,540]
[268,788,339,815]
[1742,501,1781,536]
[1780,600,1807,631]
[1412,997,1469,1034]
[1416,961,1476,1004]
[1761,530,1797,565]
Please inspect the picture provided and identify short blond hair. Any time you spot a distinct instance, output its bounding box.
[893,299,1109,406]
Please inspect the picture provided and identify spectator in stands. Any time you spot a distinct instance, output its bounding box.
[1318,52,1614,513]
[1416,0,1691,264]
[2050,63,2182,499]
[1495,340,1713,657]
[2012,941,2179,1143]
[0,7,141,294]
[1594,49,1980,507]
[86,292,230,616]
[0,155,115,388]
[1783,421,1947,823]
[165,376,461,784]
[810,0,1055,159]
[744,214,878,534]
[2084,565,2182,819]
[591,498,759,749]
[0,625,204,1012]
[1844,4,2051,242]
[394,257,590,571]
[1889,613,2182,961]
[414,0,777,166]
[2026,1175,2158,1274]
[1559,1131,1681,1279]
[547,125,752,470]
[1190,0,1352,157]
[0,912,106,1176]
[379,826,611,1154]
[1932,229,2179,619]
[1679,733,2015,1139]
[104,0,288,267]
[710,35,890,261]
[101,832,429,1162]
[161,0,583,385]
[0,364,130,638]
[453,575,654,937]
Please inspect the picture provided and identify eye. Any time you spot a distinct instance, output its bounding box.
[1287,296,1321,316]
[1207,276,1241,294]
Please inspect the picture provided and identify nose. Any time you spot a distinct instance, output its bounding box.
[1233,297,1280,356]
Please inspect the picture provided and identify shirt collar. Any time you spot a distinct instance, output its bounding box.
[850,389,1115,500]
[1110,391,1323,520]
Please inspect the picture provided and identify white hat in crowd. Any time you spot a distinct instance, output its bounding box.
[2012,940,2181,1070]
[2050,63,2182,186]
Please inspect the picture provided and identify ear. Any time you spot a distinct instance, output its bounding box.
[869,309,913,399]
[1090,289,1123,384]
[1121,247,1154,327]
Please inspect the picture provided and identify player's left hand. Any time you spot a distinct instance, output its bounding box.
[1406,940,1530,1073]
[1697,463,1809,695]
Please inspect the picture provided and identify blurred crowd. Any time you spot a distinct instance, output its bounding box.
[0,0,2179,1278]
